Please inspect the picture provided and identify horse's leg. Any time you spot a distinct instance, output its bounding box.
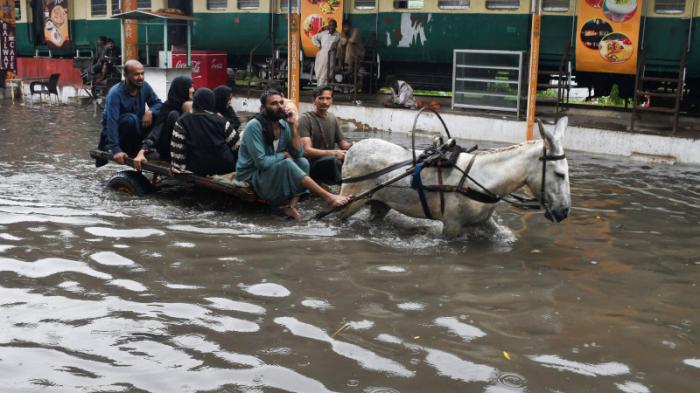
[337,198,368,220]
[442,218,463,239]
[368,200,391,221]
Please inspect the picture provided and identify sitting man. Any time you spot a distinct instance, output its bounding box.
[236,89,352,220]
[383,77,417,109]
[170,88,238,176]
[96,59,162,167]
[336,19,365,76]
[298,85,352,186]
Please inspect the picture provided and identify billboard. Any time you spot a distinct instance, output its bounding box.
[43,0,70,49]
[576,0,643,74]
[300,0,343,57]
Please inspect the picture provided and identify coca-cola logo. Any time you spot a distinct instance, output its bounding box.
[211,59,224,70]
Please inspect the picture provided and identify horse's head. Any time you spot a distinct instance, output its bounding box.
[530,117,571,223]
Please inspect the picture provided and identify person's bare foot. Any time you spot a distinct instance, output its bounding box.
[283,205,302,220]
[325,194,353,208]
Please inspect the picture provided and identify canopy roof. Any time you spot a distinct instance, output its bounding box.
[111,10,196,21]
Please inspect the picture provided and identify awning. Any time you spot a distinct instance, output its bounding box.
[111,10,196,22]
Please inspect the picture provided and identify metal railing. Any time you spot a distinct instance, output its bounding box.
[452,49,524,113]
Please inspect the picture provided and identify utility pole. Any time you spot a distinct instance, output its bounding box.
[287,0,300,106]
[525,0,542,140]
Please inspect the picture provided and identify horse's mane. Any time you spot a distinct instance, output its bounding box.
[476,139,540,155]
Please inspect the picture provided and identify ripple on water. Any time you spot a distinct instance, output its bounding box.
[84,227,165,238]
[108,279,148,292]
[205,297,266,315]
[90,251,137,267]
[0,244,15,252]
[434,316,487,342]
[376,265,407,273]
[615,381,651,393]
[0,233,22,241]
[684,358,700,368]
[528,354,630,377]
[275,317,415,377]
[301,298,334,310]
[397,302,426,311]
[0,257,112,280]
[241,283,291,298]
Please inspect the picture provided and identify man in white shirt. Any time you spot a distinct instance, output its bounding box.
[383,78,417,109]
[312,19,340,87]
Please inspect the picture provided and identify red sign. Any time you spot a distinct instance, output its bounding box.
[172,50,228,89]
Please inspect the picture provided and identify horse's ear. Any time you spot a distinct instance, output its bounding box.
[554,116,568,141]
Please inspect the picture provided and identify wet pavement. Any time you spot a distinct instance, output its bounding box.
[0,102,699,392]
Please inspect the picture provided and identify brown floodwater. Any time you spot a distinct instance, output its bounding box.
[0,102,698,393]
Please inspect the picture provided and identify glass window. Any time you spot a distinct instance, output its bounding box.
[355,0,376,9]
[238,0,259,9]
[15,0,21,19]
[543,0,568,11]
[279,0,299,11]
[439,0,469,9]
[112,0,121,14]
[137,0,151,9]
[486,0,520,10]
[655,0,686,13]
[92,0,108,16]
[393,0,424,9]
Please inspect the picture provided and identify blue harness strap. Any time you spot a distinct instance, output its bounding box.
[410,163,433,219]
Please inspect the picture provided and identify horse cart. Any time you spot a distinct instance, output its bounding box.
[89,150,260,203]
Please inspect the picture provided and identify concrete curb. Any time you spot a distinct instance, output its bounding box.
[248,97,699,166]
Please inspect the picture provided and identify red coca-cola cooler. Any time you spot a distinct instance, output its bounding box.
[172,50,228,89]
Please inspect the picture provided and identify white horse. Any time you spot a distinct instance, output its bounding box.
[339,117,571,238]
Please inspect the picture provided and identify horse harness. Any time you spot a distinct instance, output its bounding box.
[342,140,566,220]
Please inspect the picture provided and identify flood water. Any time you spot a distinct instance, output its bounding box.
[0,102,698,393]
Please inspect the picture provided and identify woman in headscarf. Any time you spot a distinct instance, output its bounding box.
[170,88,238,176]
[213,85,241,131]
[133,76,193,170]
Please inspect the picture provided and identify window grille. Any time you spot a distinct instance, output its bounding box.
[238,0,259,9]
[137,0,151,9]
[14,0,21,19]
[208,0,228,10]
[112,0,121,14]
[439,0,469,9]
[92,0,108,16]
[543,0,569,12]
[355,0,376,9]
[393,0,424,9]
[485,0,520,10]
[655,0,685,13]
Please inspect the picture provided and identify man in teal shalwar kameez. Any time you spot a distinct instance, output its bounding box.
[236,90,352,219]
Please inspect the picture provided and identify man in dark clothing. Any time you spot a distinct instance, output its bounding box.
[96,60,162,167]
[298,85,353,185]
[170,88,239,176]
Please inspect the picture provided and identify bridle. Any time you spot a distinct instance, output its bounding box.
[538,140,566,217]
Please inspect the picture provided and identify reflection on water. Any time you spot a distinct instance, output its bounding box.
[0,104,699,392]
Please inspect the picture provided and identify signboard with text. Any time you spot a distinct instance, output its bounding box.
[0,0,17,76]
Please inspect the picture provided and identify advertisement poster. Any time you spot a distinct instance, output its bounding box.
[576,0,642,74]
[300,0,343,57]
[43,0,70,49]
[0,0,17,76]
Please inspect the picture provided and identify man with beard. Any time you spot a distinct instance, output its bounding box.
[236,90,352,220]
[298,85,352,186]
[96,60,162,167]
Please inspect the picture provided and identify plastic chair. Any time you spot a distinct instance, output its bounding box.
[30,73,61,103]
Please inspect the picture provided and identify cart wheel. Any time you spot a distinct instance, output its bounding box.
[106,170,154,196]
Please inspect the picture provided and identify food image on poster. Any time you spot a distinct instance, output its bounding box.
[307,0,340,14]
[603,0,637,23]
[580,19,614,50]
[599,32,634,63]
[585,0,605,8]
[303,14,326,38]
